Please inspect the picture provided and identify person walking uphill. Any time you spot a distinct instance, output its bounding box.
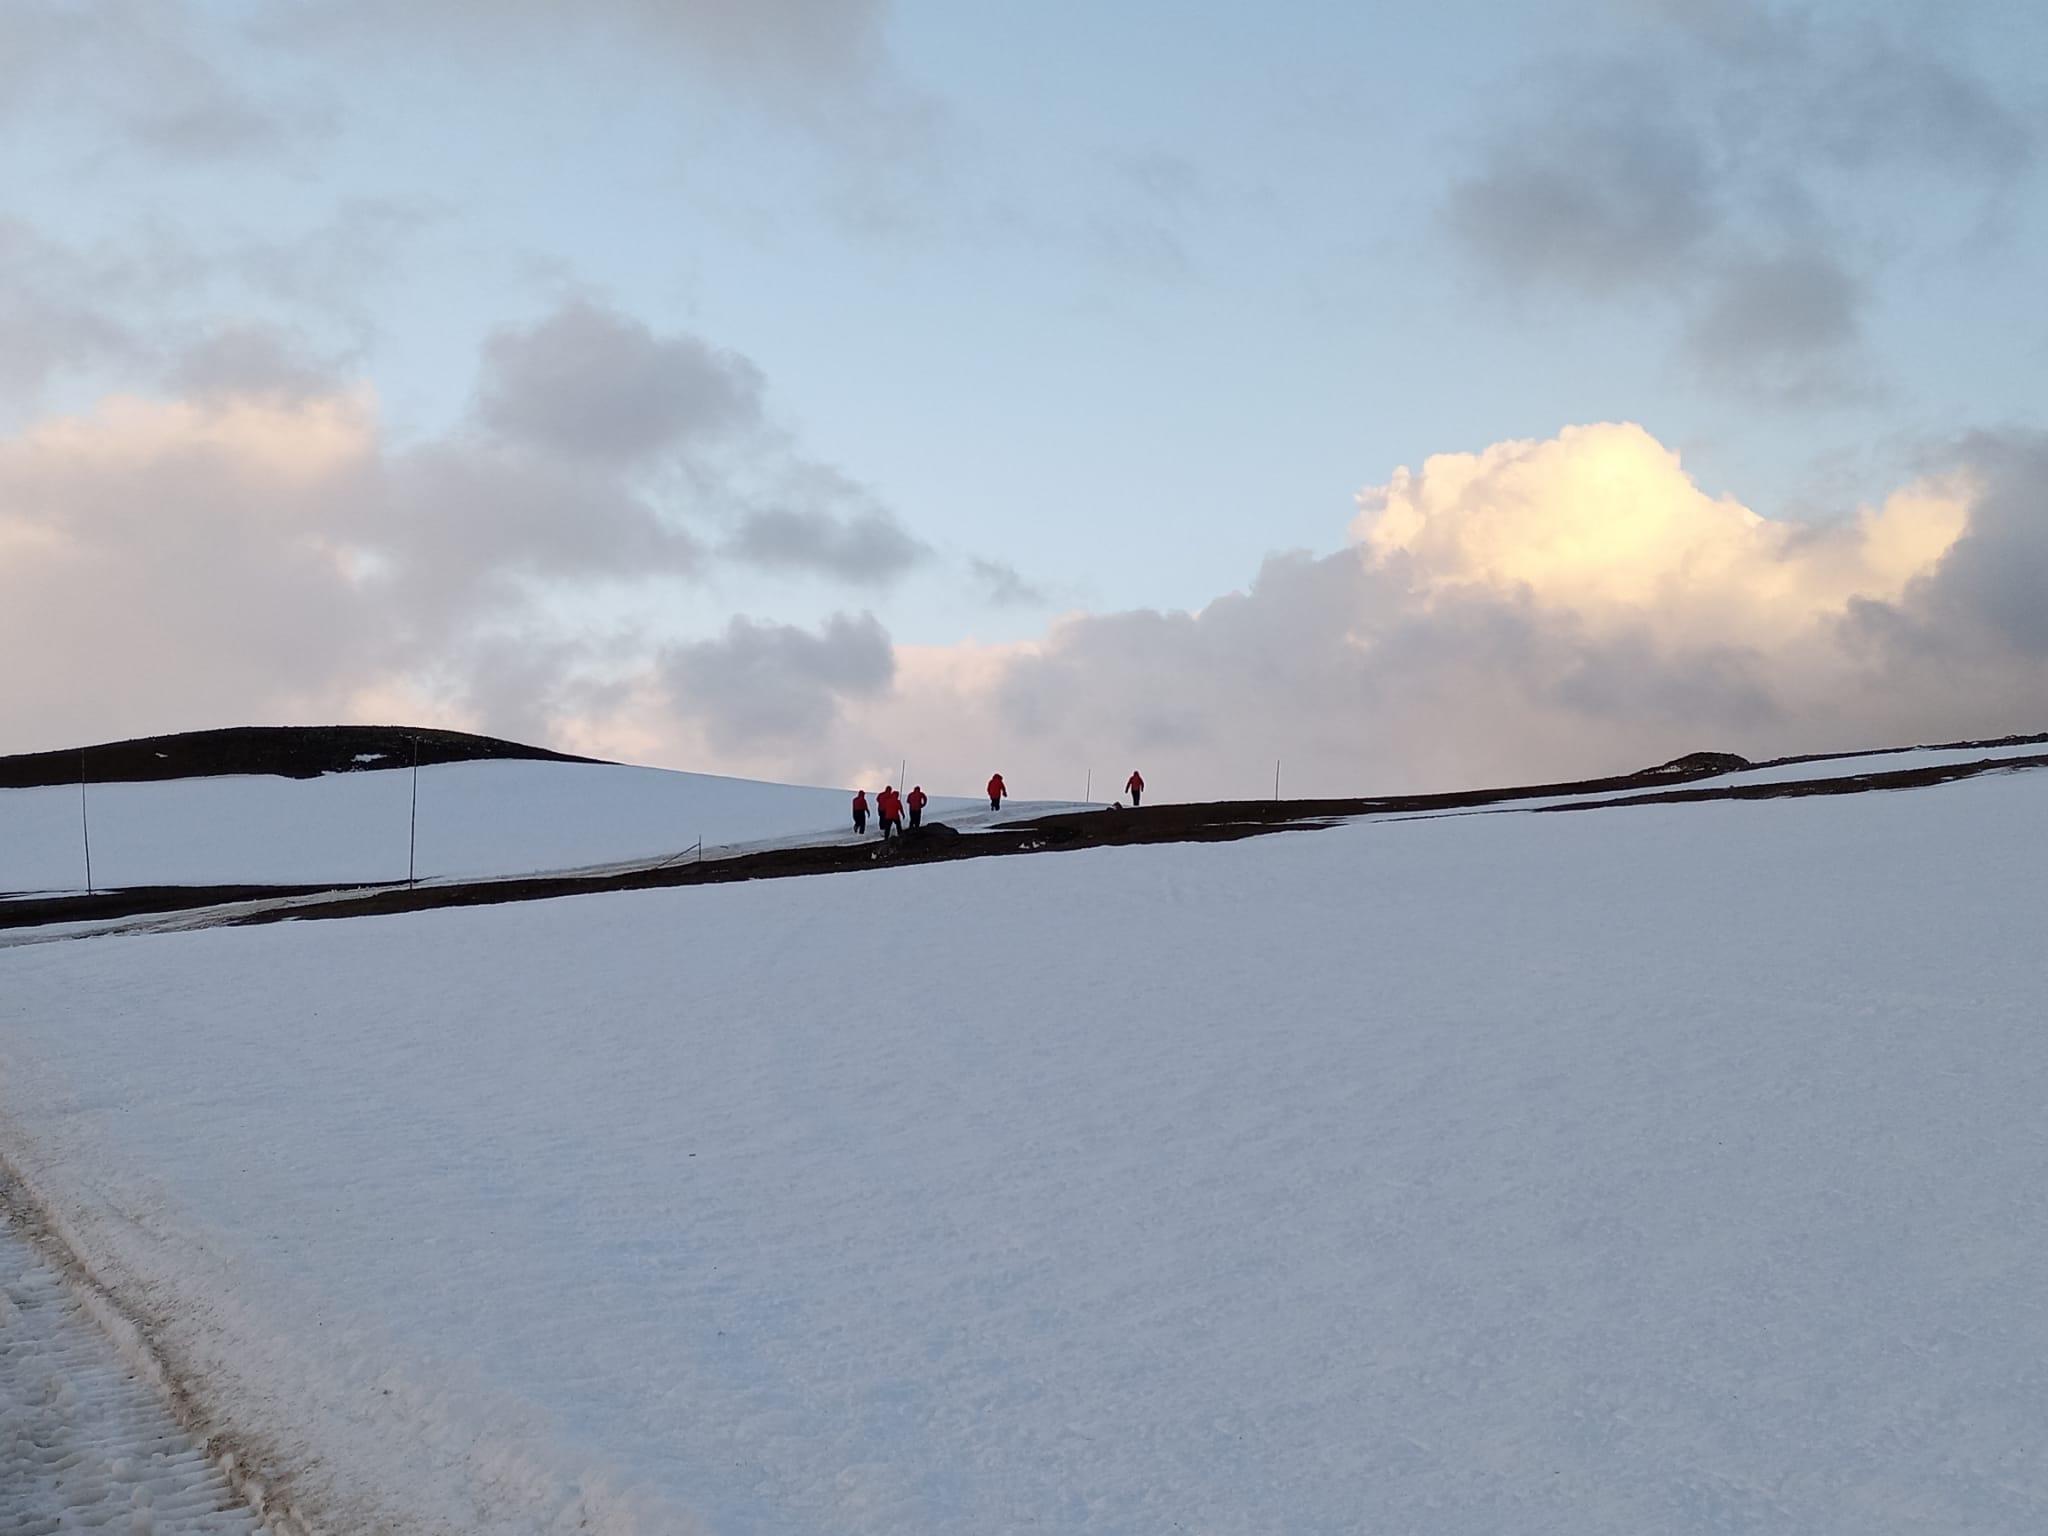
[851,789,869,836]
[1125,770,1144,807]
[987,772,1008,813]
[877,785,904,841]
[907,785,927,829]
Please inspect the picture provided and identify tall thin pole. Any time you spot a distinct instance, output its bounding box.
[1274,758,1281,802]
[1085,768,1091,803]
[408,736,420,887]
[79,748,93,896]
[898,758,906,789]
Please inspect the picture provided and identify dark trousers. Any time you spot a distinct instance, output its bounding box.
[882,816,900,841]
[910,807,922,827]
[1130,788,1142,806]
[853,811,867,833]
[989,796,1001,812]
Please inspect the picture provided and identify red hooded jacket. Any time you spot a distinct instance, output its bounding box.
[878,787,903,821]
[907,787,927,813]
[852,790,868,813]
[1125,771,1144,794]
[987,774,1007,800]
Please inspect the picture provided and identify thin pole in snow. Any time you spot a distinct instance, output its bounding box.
[79,747,93,896]
[1274,758,1282,802]
[408,736,420,887]
[1085,767,1091,803]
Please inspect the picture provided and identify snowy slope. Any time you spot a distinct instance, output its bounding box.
[0,760,985,894]
[1637,737,2048,791]
[4,765,2047,1532]
[1702,737,2048,786]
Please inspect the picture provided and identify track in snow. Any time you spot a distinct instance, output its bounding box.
[1,1214,266,1535]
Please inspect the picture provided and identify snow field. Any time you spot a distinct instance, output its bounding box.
[1558,737,2048,806]
[0,1214,266,1535]
[3,768,2048,1531]
[0,760,989,895]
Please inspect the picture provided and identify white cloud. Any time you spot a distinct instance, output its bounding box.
[1350,423,1970,646]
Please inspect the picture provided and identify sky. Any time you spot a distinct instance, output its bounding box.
[3,0,2046,797]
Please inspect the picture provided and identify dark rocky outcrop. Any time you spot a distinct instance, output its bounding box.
[0,725,600,790]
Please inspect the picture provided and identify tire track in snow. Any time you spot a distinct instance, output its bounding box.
[1,1211,267,1534]
[0,1164,329,1536]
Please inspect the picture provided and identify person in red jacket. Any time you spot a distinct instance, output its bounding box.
[907,785,928,829]
[1125,769,1144,807]
[987,772,1007,812]
[877,784,904,841]
[851,788,869,835]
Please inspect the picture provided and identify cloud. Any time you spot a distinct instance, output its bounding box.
[1442,5,2036,397]
[0,390,384,747]
[273,0,901,123]
[2,1,326,162]
[167,325,350,404]
[726,500,929,584]
[0,207,435,411]
[468,301,926,587]
[1680,248,1867,399]
[1913,431,2048,657]
[9,379,2048,802]
[595,420,2029,800]
[659,612,894,753]
[0,301,928,755]
[0,221,146,402]
[1442,64,1718,294]
[476,303,765,464]
[969,558,1049,608]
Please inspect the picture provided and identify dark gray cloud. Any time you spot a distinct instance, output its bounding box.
[1443,4,2037,397]
[1443,65,1718,294]
[467,301,924,589]
[659,612,894,751]
[727,501,929,584]
[1914,431,2048,656]
[477,302,765,464]
[1681,247,1869,401]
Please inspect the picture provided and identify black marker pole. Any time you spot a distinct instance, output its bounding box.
[80,747,94,895]
[408,736,420,887]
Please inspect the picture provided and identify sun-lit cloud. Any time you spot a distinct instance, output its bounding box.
[1350,422,1973,645]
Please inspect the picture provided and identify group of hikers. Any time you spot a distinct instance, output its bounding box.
[850,783,929,840]
[850,769,1145,840]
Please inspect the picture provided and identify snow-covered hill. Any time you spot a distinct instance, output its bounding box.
[6,751,2048,1533]
[0,757,987,893]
